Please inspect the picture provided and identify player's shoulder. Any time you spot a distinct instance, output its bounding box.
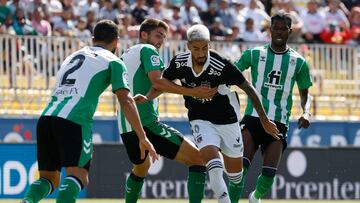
[209,49,229,65]
[139,43,158,53]
[288,47,306,61]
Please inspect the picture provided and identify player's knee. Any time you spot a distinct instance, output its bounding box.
[40,172,60,189]
[226,169,243,184]
[262,166,277,177]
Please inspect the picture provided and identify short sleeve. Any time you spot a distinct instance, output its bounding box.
[296,60,313,90]
[162,57,181,81]
[234,49,252,72]
[109,60,130,92]
[140,46,165,73]
[223,60,246,86]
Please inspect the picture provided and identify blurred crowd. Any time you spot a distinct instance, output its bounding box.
[0,0,360,44]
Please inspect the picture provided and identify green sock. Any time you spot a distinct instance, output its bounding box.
[227,170,244,203]
[56,176,82,203]
[125,173,144,203]
[22,178,53,203]
[187,165,206,203]
[232,164,249,202]
[254,174,275,199]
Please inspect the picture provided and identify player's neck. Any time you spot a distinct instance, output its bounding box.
[270,43,288,54]
[192,59,203,74]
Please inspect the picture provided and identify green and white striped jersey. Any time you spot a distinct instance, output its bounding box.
[118,44,165,133]
[235,44,312,125]
[42,46,129,129]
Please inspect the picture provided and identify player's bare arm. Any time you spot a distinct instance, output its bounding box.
[148,70,217,98]
[239,80,280,139]
[298,88,311,129]
[115,88,159,161]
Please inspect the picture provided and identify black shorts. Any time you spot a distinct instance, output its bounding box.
[121,121,184,165]
[37,116,92,171]
[240,115,288,154]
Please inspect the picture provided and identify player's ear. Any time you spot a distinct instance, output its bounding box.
[187,41,192,50]
[289,28,292,34]
[140,31,148,40]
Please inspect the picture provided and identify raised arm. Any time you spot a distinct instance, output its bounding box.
[239,80,280,139]
[298,88,311,129]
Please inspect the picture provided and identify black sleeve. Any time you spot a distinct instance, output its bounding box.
[162,57,180,81]
[223,59,246,86]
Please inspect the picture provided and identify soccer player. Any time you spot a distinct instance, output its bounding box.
[20,20,157,203]
[160,24,279,203]
[118,18,217,203]
[234,12,313,203]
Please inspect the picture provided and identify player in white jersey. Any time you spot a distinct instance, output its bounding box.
[20,20,157,203]
[118,18,217,203]
[234,12,313,203]
[162,24,279,203]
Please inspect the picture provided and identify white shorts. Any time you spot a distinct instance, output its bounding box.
[190,120,243,158]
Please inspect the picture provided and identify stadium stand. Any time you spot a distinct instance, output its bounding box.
[0,36,359,120]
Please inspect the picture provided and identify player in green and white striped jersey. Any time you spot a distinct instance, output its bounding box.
[234,12,313,203]
[21,20,157,203]
[118,19,217,203]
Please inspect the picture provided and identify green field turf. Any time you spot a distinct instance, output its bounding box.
[2,199,359,203]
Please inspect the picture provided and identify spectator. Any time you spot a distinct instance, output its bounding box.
[130,0,148,24]
[230,0,246,33]
[210,17,225,41]
[218,0,234,28]
[349,6,360,29]
[73,17,91,39]
[345,27,360,45]
[114,0,131,15]
[301,0,327,43]
[85,10,97,33]
[0,0,12,26]
[53,8,75,36]
[192,0,208,12]
[31,7,52,36]
[118,14,138,39]
[99,0,118,21]
[47,0,63,24]
[169,5,187,37]
[147,0,168,20]
[27,0,49,20]
[200,2,218,27]
[241,0,270,31]
[320,21,352,44]
[180,0,200,25]
[76,0,99,18]
[278,0,304,43]
[8,8,37,35]
[240,17,264,42]
[6,0,25,15]
[0,21,7,33]
[324,0,350,29]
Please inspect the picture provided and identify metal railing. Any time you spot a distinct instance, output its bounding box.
[0,35,359,120]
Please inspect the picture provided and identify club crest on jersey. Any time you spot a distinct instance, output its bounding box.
[150,55,160,66]
[209,68,221,76]
[122,72,129,86]
[290,59,296,66]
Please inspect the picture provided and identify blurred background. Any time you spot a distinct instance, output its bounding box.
[0,0,360,201]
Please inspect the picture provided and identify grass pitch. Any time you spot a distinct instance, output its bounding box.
[3,199,360,203]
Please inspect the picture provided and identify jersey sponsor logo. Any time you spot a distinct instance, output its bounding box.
[175,61,187,68]
[208,68,221,76]
[150,55,161,66]
[265,70,283,89]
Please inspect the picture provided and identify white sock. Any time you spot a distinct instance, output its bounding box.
[206,158,230,203]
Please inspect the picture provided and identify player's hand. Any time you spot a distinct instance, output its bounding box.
[192,86,218,99]
[133,94,149,104]
[139,137,159,162]
[260,117,280,140]
[298,113,310,129]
